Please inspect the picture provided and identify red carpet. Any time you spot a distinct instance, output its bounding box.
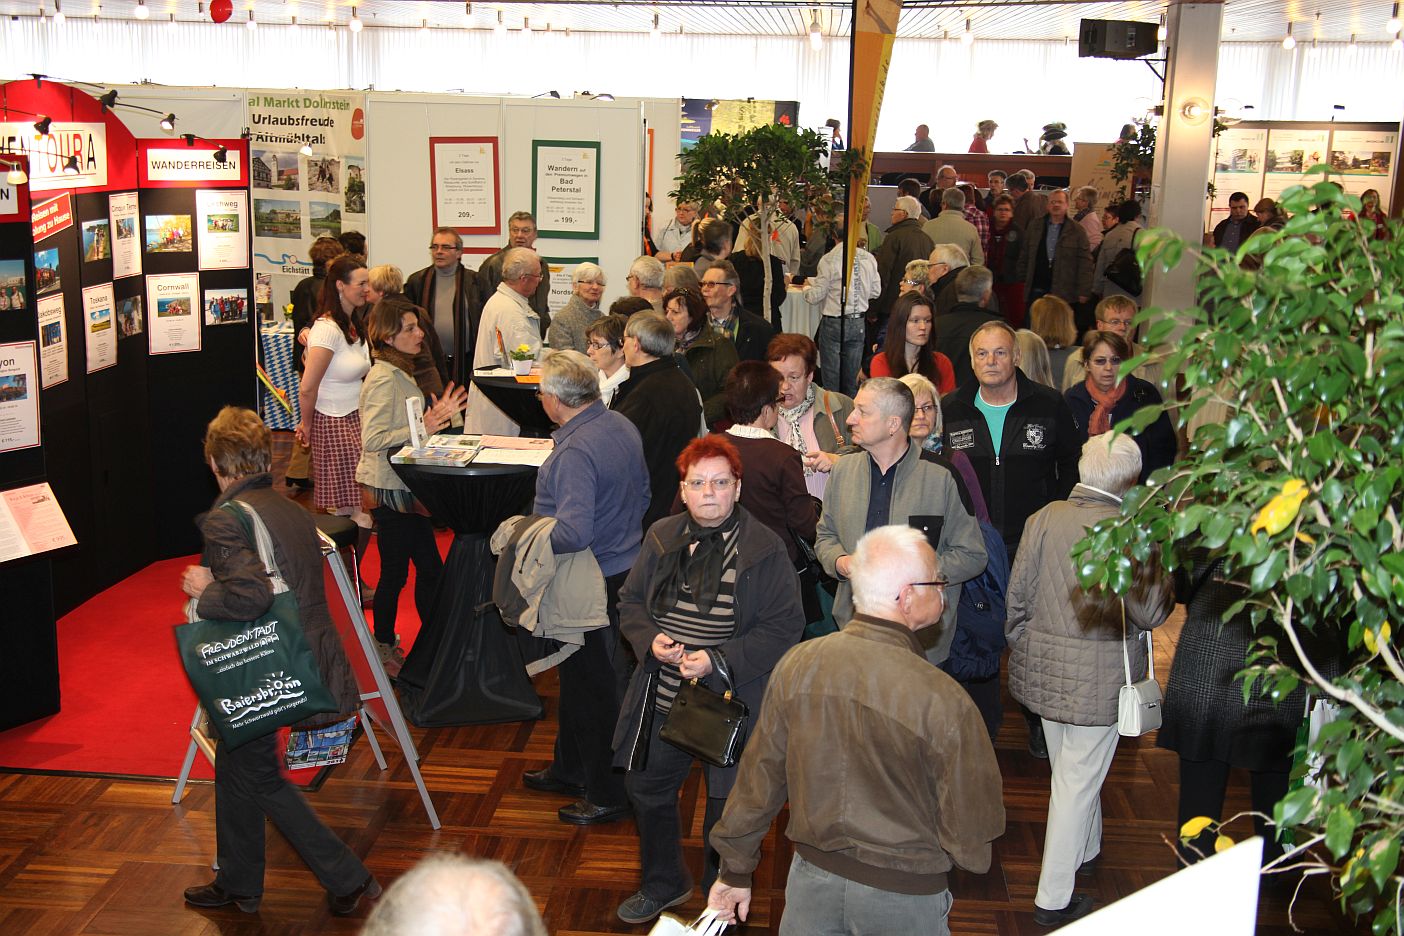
[0,530,447,781]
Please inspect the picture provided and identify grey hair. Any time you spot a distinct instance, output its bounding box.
[571,262,606,287]
[625,311,676,358]
[361,854,547,936]
[954,265,993,303]
[1076,185,1099,209]
[850,525,938,616]
[930,243,970,270]
[897,373,943,439]
[941,187,966,210]
[861,376,915,434]
[1079,433,1142,495]
[629,255,665,289]
[502,247,542,282]
[1017,169,1036,182]
[903,259,931,287]
[541,350,601,408]
[663,263,701,293]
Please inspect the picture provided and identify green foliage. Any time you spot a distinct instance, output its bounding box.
[1110,117,1157,198]
[1070,176,1404,933]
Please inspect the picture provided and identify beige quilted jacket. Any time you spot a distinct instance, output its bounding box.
[1005,484,1174,726]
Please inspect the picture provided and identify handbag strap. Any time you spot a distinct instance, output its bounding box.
[821,391,847,447]
[1120,597,1154,687]
[221,500,291,595]
[704,648,736,695]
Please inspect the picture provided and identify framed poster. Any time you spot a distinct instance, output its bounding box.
[81,282,117,374]
[36,293,67,388]
[543,256,600,316]
[108,191,142,279]
[195,190,250,271]
[1262,129,1330,202]
[1329,129,1397,212]
[1212,128,1268,212]
[531,140,601,239]
[430,137,501,235]
[147,272,202,355]
[0,341,40,453]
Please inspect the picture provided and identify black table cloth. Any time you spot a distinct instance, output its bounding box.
[470,371,554,438]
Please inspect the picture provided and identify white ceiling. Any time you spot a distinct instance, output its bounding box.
[6,0,1402,43]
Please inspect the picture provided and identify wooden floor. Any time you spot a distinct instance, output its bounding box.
[0,435,1358,935]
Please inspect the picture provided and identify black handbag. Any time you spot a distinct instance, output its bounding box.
[1105,229,1142,296]
[659,649,749,768]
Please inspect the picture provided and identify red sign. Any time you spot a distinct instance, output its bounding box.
[31,192,74,241]
[137,138,249,188]
[351,108,365,141]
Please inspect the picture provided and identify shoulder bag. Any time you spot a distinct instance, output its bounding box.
[1117,598,1162,737]
[659,649,750,768]
[1105,228,1143,296]
[175,500,338,750]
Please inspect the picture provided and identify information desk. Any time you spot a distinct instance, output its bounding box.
[470,372,555,438]
[390,459,543,727]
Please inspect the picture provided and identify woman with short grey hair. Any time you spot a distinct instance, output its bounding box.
[547,263,608,353]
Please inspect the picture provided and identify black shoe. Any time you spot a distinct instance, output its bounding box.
[1033,894,1095,927]
[616,888,692,924]
[285,476,313,490]
[1077,856,1099,877]
[329,875,382,917]
[1027,723,1049,760]
[558,799,631,825]
[183,882,260,913]
[523,767,585,797]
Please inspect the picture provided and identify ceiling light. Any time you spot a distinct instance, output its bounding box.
[160,113,177,131]
[6,165,28,185]
[62,154,79,174]
[651,12,660,39]
[808,10,822,50]
[1394,37,1404,51]
[1157,14,1166,42]
[290,15,299,30]
[181,133,197,146]
[168,13,177,28]
[33,115,52,135]
[299,142,314,156]
[465,2,471,14]
[134,0,148,19]
[1281,22,1295,50]
[53,0,65,24]
[99,89,118,110]
[420,17,428,30]
[349,8,362,32]
[247,10,257,29]
[960,17,974,47]
[1389,3,1402,35]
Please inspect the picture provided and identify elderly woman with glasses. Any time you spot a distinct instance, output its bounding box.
[584,313,630,406]
[1005,434,1173,926]
[1064,330,1176,483]
[547,262,608,353]
[612,435,805,926]
[663,286,739,428]
[765,333,856,501]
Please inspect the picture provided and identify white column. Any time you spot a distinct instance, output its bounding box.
[1145,1,1223,315]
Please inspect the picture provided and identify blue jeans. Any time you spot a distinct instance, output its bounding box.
[816,315,863,398]
[779,853,953,936]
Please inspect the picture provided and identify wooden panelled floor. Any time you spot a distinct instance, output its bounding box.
[0,436,1359,935]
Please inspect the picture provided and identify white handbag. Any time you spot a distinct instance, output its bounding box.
[1117,599,1163,737]
[649,908,729,936]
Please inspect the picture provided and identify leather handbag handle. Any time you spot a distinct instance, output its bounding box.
[704,647,735,696]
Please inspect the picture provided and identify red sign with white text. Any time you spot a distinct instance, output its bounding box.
[137,139,249,188]
[31,193,74,241]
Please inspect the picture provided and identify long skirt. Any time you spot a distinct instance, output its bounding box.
[311,409,361,511]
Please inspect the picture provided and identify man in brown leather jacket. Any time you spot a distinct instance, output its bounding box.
[706,525,1004,935]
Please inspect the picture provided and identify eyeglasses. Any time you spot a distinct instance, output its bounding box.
[914,403,936,415]
[901,279,923,287]
[429,243,460,251]
[898,579,947,601]
[682,478,736,491]
[586,340,614,352]
[1099,319,1134,329]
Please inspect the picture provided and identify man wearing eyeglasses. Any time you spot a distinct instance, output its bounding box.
[815,378,986,667]
[708,524,1004,935]
[404,227,482,386]
[477,211,553,336]
[465,248,545,435]
[1057,294,1161,392]
[699,260,775,363]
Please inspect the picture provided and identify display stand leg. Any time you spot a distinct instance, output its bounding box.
[171,707,203,805]
[359,704,388,770]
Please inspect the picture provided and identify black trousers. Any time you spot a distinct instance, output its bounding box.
[550,571,629,807]
[626,715,728,900]
[214,731,368,897]
[1177,756,1291,864]
[370,505,443,645]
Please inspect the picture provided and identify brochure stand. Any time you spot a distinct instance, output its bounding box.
[172,533,441,830]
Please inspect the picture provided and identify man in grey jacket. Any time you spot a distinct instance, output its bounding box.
[815,378,987,664]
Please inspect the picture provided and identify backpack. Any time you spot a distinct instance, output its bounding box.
[942,452,1011,682]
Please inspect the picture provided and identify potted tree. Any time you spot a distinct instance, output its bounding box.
[1072,171,1403,933]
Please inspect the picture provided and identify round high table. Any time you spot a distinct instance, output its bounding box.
[469,372,554,438]
[390,459,543,727]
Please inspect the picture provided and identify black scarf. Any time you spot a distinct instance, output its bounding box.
[648,509,741,617]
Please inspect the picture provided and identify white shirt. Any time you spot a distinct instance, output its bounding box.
[802,244,881,317]
[735,215,803,277]
[466,283,541,435]
[599,364,630,407]
[308,318,370,417]
[654,218,692,256]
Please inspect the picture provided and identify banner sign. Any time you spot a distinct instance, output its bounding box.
[430,136,501,235]
[0,121,109,192]
[139,139,248,187]
[844,0,904,294]
[31,193,75,242]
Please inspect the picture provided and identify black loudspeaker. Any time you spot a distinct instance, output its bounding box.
[1078,19,1158,60]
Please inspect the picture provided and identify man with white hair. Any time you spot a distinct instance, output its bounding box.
[1005,434,1173,926]
[466,247,544,435]
[361,854,546,936]
[922,189,984,265]
[816,377,987,666]
[928,242,970,316]
[625,255,666,312]
[708,524,1004,935]
[477,210,552,333]
[872,195,936,340]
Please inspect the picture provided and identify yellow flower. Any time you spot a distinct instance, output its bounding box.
[1250,479,1309,537]
[514,344,532,354]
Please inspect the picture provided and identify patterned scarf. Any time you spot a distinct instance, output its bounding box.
[778,382,817,476]
[648,508,742,616]
[1085,376,1127,436]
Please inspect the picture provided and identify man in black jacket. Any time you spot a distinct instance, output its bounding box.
[700,260,775,363]
[477,211,553,335]
[404,227,482,386]
[611,313,702,532]
[935,266,1000,390]
[1211,192,1260,252]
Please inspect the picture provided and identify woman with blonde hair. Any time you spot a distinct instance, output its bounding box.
[900,258,931,298]
[730,218,788,327]
[1028,295,1078,385]
[970,119,998,154]
[1016,329,1056,389]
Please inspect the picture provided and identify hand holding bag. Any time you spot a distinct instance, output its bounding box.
[175,500,338,750]
[1117,599,1162,737]
[659,649,749,768]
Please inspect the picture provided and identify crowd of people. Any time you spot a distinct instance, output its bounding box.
[180,169,1350,932]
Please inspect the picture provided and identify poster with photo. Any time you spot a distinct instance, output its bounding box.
[1329,129,1397,212]
[0,260,26,312]
[309,200,341,237]
[116,295,144,338]
[147,272,202,354]
[195,190,249,270]
[81,282,116,373]
[144,214,194,254]
[109,191,142,279]
[253,198,301,239]
[1212,128,1268,212]
[34,248,60,297]
[532,141,601,239]
[81,218,111,262]
[36,293,68,387]
[1262,129,1330,201]
[345,157,366,214]
[254,272,274,323]
[204,287,249,325]
[0,341,40,453]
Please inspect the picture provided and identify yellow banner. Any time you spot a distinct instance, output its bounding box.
[846,0,903,293]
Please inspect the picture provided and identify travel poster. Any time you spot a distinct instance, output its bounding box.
[81,282,117,373]
[144,213,194,254]
[0,341,40,453]
[196,190,249,270]
[0,482,78,564]
[109,191,142,279]
[1262,129,1329,201]
[36,293,67,387]
[0,260,26,312]
[1329,129,1396,212]
[147,272,201,355]
[532,140,600,239]
[116,295,144,338]
[81,217,111,262]
[204,288,249,326]
[34,248,60,297]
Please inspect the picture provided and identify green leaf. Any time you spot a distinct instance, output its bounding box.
[1325,805,1357,859]
[1250,550,1287,591]
[1335,738,1365,776]
[1275,784,1318,828]
[1368,835,1400,893]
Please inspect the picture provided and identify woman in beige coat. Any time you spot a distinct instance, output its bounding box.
[1005,433,1174,926]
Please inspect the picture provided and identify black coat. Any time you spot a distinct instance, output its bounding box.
[731,253,787,328]
[611,357,703,531]
[405,264,482,386]
[935,302,1000,391]
[1064,375,1177,483]
[872,219,935,322]
[724,305,778,363]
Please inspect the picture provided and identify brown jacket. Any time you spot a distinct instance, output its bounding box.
[711,613,1005,895]
[1021,213,1094,303]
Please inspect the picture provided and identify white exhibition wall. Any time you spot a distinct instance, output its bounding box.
[5,16,1404,152]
